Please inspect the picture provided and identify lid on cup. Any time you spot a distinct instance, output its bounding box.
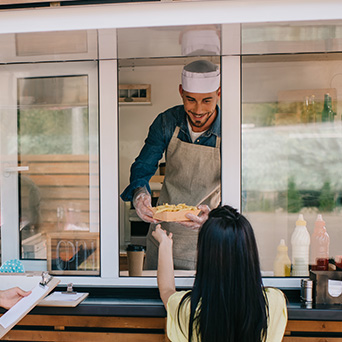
[126,244,145,252]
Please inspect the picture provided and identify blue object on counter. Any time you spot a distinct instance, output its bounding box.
[0,259,25,273]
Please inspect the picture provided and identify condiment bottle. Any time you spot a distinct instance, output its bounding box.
[321,93,335,122]
[291,214,310,276]
[301,96,309,123]
[311,214,330,271]
[273,239,291,277]
[308,95,317,123]
[335,255,342,270]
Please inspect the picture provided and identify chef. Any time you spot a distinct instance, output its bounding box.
[121,60,221,270]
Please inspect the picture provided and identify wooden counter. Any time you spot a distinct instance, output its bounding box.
[1,314,166,341]
[1,289,342,341]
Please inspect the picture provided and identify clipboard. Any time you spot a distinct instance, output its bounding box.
[38,291,89,307]
[0,272,60,339]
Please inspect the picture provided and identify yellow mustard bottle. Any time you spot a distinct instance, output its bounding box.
[273,239,291,277]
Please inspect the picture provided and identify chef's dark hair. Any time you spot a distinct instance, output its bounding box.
[178,205,269,342]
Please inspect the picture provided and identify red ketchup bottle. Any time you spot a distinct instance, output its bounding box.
[310,214,330,271]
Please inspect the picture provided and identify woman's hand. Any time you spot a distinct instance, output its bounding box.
[0,287,31,309]
[152,224,175,309]
[180,204,210,230]
[152,224,173,246]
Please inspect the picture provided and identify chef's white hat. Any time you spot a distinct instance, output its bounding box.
[181,60,220,93]
[181,29,220,56]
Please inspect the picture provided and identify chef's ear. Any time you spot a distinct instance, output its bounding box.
[217,86,221,98]
[179,84,184,97]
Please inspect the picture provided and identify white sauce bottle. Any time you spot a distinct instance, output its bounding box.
[291,214,310,276]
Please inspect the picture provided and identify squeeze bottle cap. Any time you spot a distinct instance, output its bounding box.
[315,214,325,228]
[277,239,288,251]
[296,214,306,226]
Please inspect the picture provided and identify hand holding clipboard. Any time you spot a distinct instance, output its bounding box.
[0,272,60,339]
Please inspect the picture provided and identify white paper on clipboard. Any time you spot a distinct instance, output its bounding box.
[43,291,84,302]
[0,284,46,329]
[0,275,60,338]
[39,291,89,307]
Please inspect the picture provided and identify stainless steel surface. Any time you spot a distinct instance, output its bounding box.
[301,278,313,303]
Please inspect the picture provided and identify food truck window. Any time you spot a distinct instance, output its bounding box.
[117,25,222,276]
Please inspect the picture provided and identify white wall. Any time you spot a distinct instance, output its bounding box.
[118,64,183,246]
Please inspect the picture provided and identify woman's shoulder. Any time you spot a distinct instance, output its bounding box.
[167,291,192,342]
[264,287,286,304]
[264,287,288,342]
[167,290,191,311]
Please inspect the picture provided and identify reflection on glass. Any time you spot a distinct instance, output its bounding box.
[242,55,342,277]
[0,30,98,64]
[16,31,88,57]
[17,74,100,276]
[242,20,342,55]
[117,24,221,59]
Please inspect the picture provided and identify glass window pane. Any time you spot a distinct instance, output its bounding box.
[117,24,221,59]
[17,74,100,276]
[242,20,342,55]
[118,28,221,276]
[242,54,342,277]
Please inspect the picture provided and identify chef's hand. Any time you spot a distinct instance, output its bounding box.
[133,187,160,224]
[181,204,210,230]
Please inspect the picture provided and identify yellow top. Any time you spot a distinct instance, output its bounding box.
[167,287,288,342]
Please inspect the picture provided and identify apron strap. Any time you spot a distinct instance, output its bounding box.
[172,126,180,139]
[216,136,221,148]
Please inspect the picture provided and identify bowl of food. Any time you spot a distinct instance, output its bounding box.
[151,203,201,222]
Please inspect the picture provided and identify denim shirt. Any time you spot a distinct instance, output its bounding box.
[120,104,221,201]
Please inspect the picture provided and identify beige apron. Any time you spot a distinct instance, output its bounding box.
[145,126,221,270]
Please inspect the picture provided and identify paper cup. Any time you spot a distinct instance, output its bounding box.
[126,244,145,276]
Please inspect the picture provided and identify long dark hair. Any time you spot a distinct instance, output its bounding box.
[178,205,268,342]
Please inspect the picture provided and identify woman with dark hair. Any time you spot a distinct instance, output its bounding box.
[152,205,287,342]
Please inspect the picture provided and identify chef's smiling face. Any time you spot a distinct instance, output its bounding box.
[179,85,221,133]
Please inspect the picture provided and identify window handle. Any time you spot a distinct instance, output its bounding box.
[3,166,29,177]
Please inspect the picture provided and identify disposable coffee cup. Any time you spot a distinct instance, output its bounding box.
[126,244,145,276]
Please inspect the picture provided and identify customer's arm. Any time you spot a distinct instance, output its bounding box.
[152,225,176,308]
[0,287,31,309]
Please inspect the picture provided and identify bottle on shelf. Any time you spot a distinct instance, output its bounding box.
[335,255,342,270]
[321,93,335,122]
[307,95,317,123]
[273,239,291,277]
[310,214,330,271]
[291,214,310,276]
[301,96,309,123]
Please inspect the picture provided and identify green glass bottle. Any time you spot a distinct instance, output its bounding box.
[321,93,334,122]
[327,95,336,122]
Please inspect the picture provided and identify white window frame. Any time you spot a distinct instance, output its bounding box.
[1,0,337,288]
